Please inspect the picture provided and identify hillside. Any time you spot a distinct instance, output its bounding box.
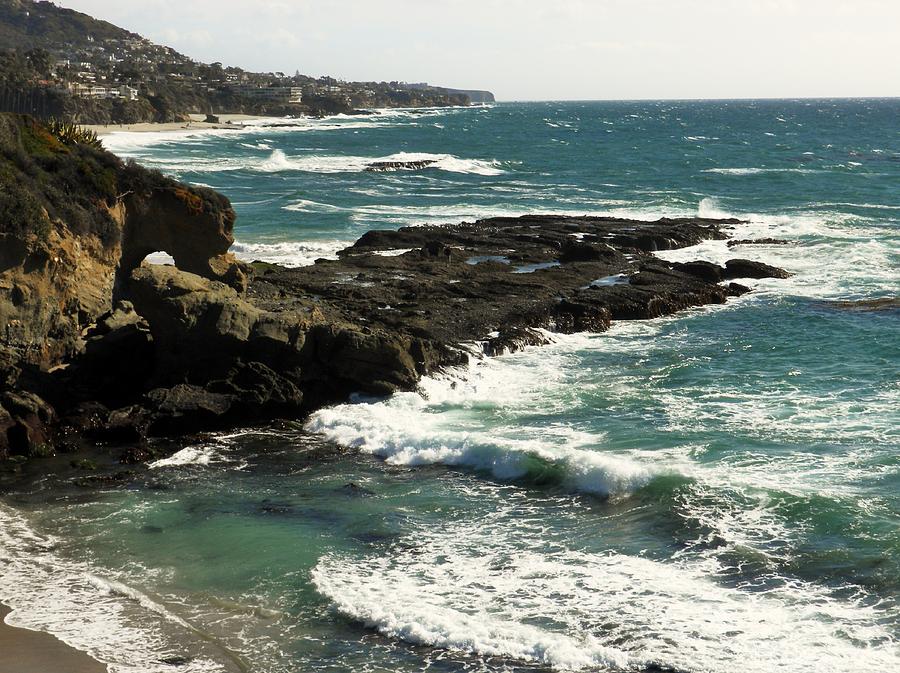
[0,0,135,51]
[0,0,493,123]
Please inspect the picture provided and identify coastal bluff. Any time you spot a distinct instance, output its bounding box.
[0,115,789,469]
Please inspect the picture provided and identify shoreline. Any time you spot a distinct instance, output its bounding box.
[83,104,473,137]
[85,112,265,137]
[0,604,107,673]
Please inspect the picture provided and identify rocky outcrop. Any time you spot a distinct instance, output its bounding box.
[723,259,792,280]
[0,116,791,471]
[0,113,248,371]
[0,114,246,461]
[116,187,249,295]
[727,238,792,248]
[365,160,438,172]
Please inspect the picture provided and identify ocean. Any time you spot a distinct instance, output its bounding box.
[1,99,898,672]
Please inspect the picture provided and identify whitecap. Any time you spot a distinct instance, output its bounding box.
[282,198,348,213]
[149,446,225,469]
[231,239,345,267]
[255,150,505,176]
[702,167,826,175]
[305,346,658,498]
[312,492,900,673]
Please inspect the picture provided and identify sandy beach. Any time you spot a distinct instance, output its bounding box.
[0,604,107,673]
[85,113,264,137]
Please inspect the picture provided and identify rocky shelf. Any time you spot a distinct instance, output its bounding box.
[0,114,791,478]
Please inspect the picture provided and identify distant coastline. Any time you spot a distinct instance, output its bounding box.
[1,0,493,125]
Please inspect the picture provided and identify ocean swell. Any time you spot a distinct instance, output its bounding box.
[305,347,659,498]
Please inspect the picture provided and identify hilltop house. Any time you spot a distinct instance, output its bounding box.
[227,84,302,103]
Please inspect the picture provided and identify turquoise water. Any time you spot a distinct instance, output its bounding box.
[1,100,899,672]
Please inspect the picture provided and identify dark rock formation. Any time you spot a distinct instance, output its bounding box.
[0,116,791,469]
[723,259,792,280]
[727,238,792,248]
[0,389,55,457]
[365,160,438,172]
[672,261,725,283]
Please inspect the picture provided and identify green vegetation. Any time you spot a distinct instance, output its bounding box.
[249,260,286,275]
[0,113,233,253]
[47,118,103,149]
[0,0,136,52]
[0,0,484,125]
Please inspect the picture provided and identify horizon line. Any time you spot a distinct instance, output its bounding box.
[496,95,900,103]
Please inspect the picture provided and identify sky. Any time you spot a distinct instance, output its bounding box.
[57,0,900,101]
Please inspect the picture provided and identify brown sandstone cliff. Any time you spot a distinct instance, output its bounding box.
[0,114,249,457]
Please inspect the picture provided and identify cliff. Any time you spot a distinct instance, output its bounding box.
[0,113,246,367]
[0,113,250,458]
[0,115,787,477]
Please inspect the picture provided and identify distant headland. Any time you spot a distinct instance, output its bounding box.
[0,0,495,124]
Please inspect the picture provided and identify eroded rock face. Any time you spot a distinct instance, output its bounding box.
[0,390,56,457]
[117,188,249,295]
[124,265,308,383]
[0,114,248,372]
[0,209,121,367]
[70,301,154,404]
[124,264,430,408]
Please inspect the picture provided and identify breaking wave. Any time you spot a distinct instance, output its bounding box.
[231,239,345,266]
[0,504,222,673]
[313,536,900,673]
[306,342,661,498]
[258,150,504,175]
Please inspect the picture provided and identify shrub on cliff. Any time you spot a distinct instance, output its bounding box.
[0,113,235,249]
[47,118,103,150]
[0,114,119,243]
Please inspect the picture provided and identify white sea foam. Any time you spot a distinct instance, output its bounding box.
[655,197,899,299]
[231,239,345,266]
[0,503,221,673]
[702,167,828,175]
[149,445,242,469]
[282,198,348,213]
[306,302,900,672]
[341,201,698,230]
[371,248,414,257]
[257,150,505,176]
[306,343,658,498]
[313,492,900,673]
[144,251,176,265]
[101,128,244,154]
[102,114,409,156]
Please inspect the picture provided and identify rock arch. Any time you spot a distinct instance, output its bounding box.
[115,187,249,299]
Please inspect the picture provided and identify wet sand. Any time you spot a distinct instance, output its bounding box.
[0,604,107,673]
